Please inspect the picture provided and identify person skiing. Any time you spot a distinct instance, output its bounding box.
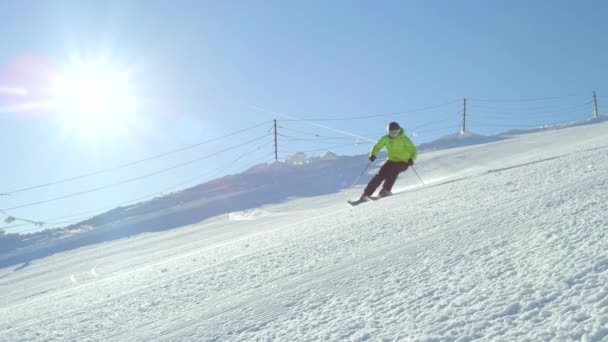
[360,121,418,201]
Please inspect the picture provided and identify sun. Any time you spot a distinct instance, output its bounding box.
[51,58,139,134]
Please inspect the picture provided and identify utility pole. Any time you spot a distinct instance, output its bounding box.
[593,91,599,119]
[461,97,467,136]
[274,119,278,161]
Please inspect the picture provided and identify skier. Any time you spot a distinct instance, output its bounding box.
[359,121,418,201]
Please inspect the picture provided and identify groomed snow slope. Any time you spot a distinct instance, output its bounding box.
[1,121,608,341]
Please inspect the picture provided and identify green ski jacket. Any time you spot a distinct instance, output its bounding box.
[370,128,418,162]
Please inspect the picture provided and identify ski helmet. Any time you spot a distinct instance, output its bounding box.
[387,122,400,136]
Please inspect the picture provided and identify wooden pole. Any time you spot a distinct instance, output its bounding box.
[593,91,599,119]
[461,98,467,136]
[274,119,278,161]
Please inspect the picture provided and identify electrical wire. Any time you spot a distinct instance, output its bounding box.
[221,151,278,176]
[3,92,601,231]
[467,92,589,103]
[215,99,386,142]
[1,120,272,196]
[279,144,360,155]
[2,134,273,211]
[2,142,277,232]
[467,102,593,117]
[468,99,592,111]
[280,141,365,154]
[278,134,361,143]
[412,119,461,131]
[278,99,462,122]
[279,125,381,140]
[468,110,590,124]
[277,133,357,141]
[415,125,462,134]
[162,141,276,192]
[470,111,591,122]
[467,117,583,129]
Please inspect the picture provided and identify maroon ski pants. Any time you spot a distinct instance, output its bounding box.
[364,160,409,196]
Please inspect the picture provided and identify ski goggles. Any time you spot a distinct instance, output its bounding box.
[388,129,400,137]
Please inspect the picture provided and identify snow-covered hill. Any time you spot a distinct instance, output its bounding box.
[1,117,607,340]
[2,117,606,267]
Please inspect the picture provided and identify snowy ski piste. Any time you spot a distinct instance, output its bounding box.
[1,118,608,341]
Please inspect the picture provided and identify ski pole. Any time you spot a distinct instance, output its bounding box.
[410,165,425,186]
[352,161,373,186]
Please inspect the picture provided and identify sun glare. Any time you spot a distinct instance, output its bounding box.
[51,59,138,132]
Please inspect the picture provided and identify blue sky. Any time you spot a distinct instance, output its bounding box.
[1,0,607,233]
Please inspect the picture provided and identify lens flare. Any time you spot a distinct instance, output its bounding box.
[0,53,58,117]
[50,58,138,131]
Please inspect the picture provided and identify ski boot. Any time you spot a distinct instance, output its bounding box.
[378,189,393,198]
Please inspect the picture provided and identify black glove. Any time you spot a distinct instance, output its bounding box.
[407,159,414,166]
[369,155,376,162]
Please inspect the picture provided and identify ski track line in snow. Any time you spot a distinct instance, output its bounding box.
[99,172,591,341]
[228,208,319,221]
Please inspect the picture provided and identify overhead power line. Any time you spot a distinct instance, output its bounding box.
[467,92,588,103]
[415,125,462,134]
[278,99,461,122]
[278,133,359,142]
[280,144,360,155]
[2,142,276,232]
[412,118,461,131]
[279,126,366,140]
[1,120,272,196]
[163,140,276,193]
[2,134,273,211]
[468,100,592,113]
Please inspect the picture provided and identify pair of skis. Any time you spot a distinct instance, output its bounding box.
[347,194,390,206]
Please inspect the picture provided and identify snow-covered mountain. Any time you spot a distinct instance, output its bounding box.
[1,116,607,340]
